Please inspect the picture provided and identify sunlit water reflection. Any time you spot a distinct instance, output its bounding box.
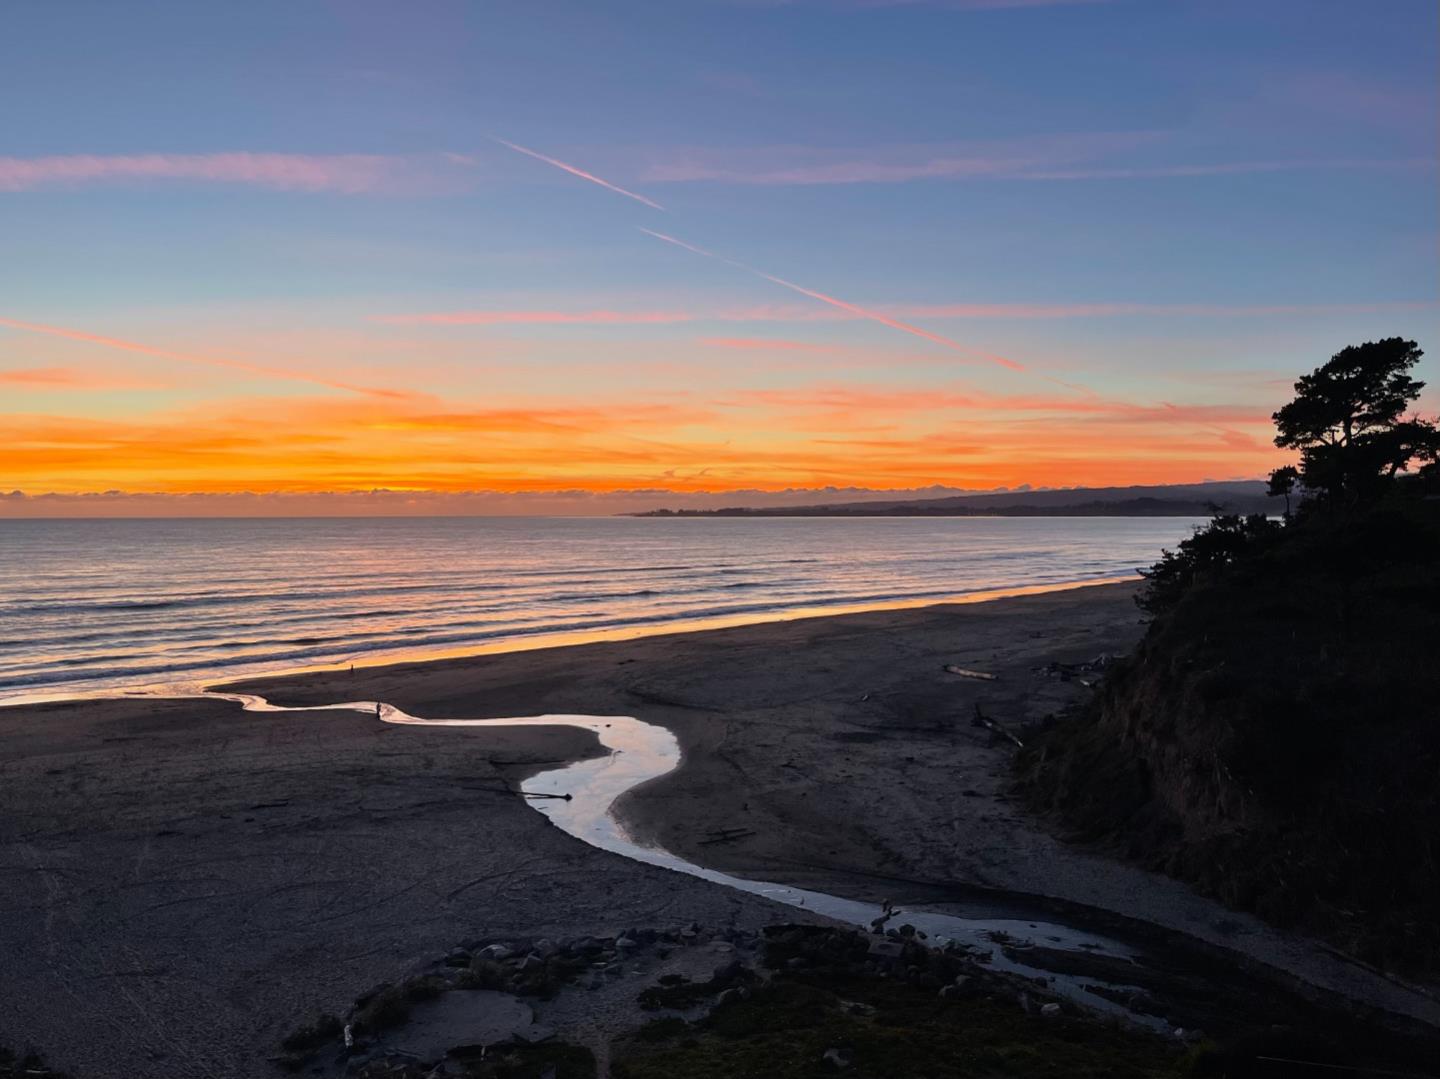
[0,516,1200,698]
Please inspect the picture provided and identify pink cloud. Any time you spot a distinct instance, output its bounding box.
[0,316,416,399]
[639,227,1028,374]
[376,310,695,326]
[885,300,1440,319]
[728,383,1272,426]
[699,337,837,352]
[1016,159,1434,180]
[0,153,404,193]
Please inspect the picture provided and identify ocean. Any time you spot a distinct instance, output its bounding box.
[0,515,1200,701]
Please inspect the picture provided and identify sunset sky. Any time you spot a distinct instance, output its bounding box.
[2,0,1436,515]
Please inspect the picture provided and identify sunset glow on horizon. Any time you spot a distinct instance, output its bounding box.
[3,1,1436,515]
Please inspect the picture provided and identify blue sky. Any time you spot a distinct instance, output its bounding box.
[1,0,1436,509]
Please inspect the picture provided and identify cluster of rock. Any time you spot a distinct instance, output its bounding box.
[761,923,1063,1014]
[443,922,763,996]
[1033,652,1122,684]
[277,922,1090,1077]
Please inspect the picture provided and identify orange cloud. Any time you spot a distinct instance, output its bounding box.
[0,366,172,390]
[2,366,1289,504]
[727,383,1271,425]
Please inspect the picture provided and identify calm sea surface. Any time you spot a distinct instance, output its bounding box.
[0,516,1200,701]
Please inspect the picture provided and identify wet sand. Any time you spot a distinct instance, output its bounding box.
[3,582,1435,1077]
[0,700,804,1078]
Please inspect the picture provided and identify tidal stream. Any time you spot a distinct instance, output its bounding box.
[211,691,1167,1028]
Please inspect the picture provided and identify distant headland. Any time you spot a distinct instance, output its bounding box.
[627,480,1280,518]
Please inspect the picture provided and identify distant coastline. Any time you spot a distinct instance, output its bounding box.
[628,480,1280,518]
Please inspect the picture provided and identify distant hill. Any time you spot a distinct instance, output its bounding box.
[630,481,1281,517]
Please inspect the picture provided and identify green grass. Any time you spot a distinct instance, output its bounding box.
[613,974,1184,1079]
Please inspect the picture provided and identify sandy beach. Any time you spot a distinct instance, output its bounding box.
[3,582,1435,1077]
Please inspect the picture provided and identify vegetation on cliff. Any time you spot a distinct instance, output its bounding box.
[1018,339,1440,975]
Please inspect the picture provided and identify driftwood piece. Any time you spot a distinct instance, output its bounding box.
[944,664,998,681]
[971,704,1024,749]
[699,828,757,846]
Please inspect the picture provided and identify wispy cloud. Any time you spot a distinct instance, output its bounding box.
[0,317,416,399]
[640,228,1028,372]
[487,137,665,210]
[373,297,1435,332]
[0,366,171,390]
[874,299,1440,319]
[1015,158,1436,181]
[740,0,1112,8]
[699,337,837,352]
[640,136,1431,186]
[730,383,1269,426]
[377,309,694,326]
[0,153,408,193]
[641,134,1151,186]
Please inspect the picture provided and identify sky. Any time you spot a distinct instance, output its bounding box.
[1,0,1436,515]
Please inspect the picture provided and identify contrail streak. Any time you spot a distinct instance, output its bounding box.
[491,137,664,211]
[0,317,415,400]
[638,228,1025,373]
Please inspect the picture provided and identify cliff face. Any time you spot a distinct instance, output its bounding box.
[1018,503,1440,976]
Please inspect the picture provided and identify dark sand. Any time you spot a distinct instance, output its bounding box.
[3,582,1435,1077]
[0,701,799,1078]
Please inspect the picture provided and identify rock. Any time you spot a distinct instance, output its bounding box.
[786,957,807,970]
[897,924,916,938]
[715,987,748,1007]
[713,960,745,983]
[516,954,543,972]
[1041,1003,1062,1019]
[444,948,472,968]
[532,938,557,957]
[821,1046,851,1070]
[615,936,639,951]
[709,941,734,954]
[869,940,903,959]
[478,944,514,962]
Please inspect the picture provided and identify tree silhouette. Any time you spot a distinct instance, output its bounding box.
[1266,465,1299,518]
[1272,338,1439,505]
[1139,338,1436,615]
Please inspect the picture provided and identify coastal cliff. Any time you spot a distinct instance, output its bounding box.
[1018,499,1440,975]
